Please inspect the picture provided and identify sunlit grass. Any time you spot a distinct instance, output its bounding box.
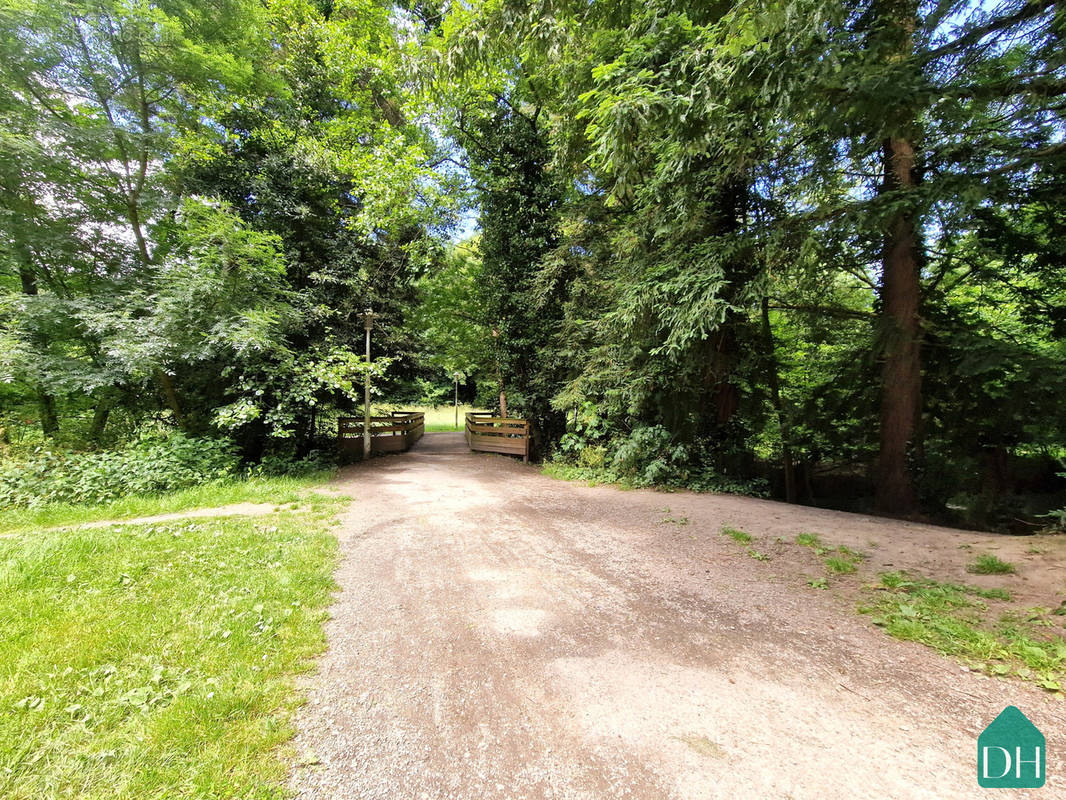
[0,504,342,798]
[374,403,487,432]
[721,526,753,544]
[968,553,1016,575]
[0,471,336,535]
[861,572,1063,693]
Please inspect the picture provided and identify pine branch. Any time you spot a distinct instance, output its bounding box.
[921,0,1056,64]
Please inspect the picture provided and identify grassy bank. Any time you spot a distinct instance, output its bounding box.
[0,471,336,535]
[0,502,342,799]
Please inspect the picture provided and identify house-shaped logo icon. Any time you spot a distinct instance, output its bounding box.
[978,706,1045,788]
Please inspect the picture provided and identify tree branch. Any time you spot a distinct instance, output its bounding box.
[921,0,1056,64]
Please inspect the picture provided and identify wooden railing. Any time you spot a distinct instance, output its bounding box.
[465,412,532,462]
[338,411,424,459]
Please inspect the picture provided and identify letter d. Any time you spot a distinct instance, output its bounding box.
[983,746,1012,779]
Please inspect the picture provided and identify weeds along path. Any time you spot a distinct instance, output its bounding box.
[292,432,1065,799]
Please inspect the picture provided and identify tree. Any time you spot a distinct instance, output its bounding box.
[411,239,491,385]
[0,0,449,454]
[434,0,1066,518]
[457,93,568,438]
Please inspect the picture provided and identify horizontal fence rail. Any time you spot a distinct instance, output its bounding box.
[465,412,532,462]
[338,411,424,459]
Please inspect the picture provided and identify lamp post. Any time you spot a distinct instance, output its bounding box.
[453,371,461,430]
[363,308,377,460]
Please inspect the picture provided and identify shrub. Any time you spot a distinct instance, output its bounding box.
[687,468,770,497]
[577,445,608,470]
[552,423,770,496]
[251,449,336,477]
[0,432,239,508]
[611,426,690,486]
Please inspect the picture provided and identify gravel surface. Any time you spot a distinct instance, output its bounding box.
[291,432,1065,799]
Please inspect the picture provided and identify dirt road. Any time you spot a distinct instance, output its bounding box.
[291,433,1064,799]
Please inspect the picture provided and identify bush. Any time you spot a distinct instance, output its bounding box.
[686,469,770,497]
[250,449,336,478]
[0,432,239,508]
[611,425,690,486]
[553,424,770,497]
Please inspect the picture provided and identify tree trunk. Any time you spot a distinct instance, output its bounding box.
[36,387,59,437]
[873,0,923,516]
[705,328,739,427]
[154,369,187,430]
[875,136,922,514]
[761,298,797,503]
[89,394,113,444]
[18,256,60,438]
[127,198,153,268]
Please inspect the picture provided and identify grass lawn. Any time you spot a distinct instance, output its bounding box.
[0,498,343,798]
[0,472,336,535]
[374,404,486,433]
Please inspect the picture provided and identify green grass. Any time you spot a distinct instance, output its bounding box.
[0,504,342,799]
[967,553,1016,575]
[861,572,1063,692]
[659,509,689,526]
[823,546,866,574]
[795,533,866,577]
[375,403,487,432]
[824,556,858,574]
[0,471,335,535]
[721,526,753,544]
[541,460,624,488]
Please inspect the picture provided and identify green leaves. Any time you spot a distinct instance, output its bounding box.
[1,0,447,451]
[151,199,292,364]
[0,432,238,508]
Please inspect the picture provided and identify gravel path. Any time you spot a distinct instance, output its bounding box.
[291,432,1064,799]
[74,502,281,528]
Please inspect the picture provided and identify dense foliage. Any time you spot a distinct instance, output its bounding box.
[0,432,237,508]
[427,0,1066,527]
[0,0,450,466]
[1,0,1063,527]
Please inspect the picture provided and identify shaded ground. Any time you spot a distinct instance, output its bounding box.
[292,432,1065,799]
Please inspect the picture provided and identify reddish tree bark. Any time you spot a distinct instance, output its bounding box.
[872,0,923,515]
[875,136,922,514]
